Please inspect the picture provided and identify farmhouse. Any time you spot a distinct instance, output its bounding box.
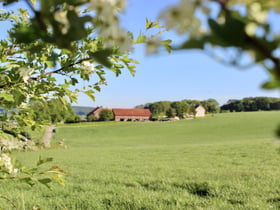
[112,108,151,121]
[195,105,206,117]
[87,107,152,121]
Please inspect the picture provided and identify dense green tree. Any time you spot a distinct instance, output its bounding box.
[148,101,171,117]
[166,108,176,118]
[221,97,280,112]
[31,98,78,124]
[99,109,114,121]
[87,115,97,122]
[201,99,220,113]
[171,101,189,118]
[271,101,280,110]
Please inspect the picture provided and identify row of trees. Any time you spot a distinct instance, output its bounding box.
[136,99,220,119]
[137,96,280,118]
[221,97,280,112]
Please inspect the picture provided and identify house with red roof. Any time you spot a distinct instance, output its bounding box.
[112,108,151,121]
[87,107,152,121]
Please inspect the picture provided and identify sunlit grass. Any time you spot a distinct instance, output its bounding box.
[2,111,280,209]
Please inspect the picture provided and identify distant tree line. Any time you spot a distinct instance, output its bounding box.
[136,99,220,119]
[221,97,280,112]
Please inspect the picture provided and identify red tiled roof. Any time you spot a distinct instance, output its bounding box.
[112,109,151,117]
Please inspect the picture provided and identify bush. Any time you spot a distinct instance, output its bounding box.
[87,115,97,122]
[99,109,114,121]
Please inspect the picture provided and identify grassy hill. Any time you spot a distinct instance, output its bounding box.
[4,111,280,209]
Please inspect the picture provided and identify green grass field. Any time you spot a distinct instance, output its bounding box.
[2,112,280,209]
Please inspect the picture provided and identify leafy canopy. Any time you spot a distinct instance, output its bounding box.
[0,0,170,135]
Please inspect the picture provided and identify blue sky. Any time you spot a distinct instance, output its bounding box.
[77,0,279,108]
[1,0,279,108]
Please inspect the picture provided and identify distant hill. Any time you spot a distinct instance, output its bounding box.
[72,106,95,116]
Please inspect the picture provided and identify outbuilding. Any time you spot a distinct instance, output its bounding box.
[112,108,151,121]
[195,105,206,117]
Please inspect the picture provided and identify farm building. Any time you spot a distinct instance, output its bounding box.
[86,106,105,119]
[87,107,152,121]
[195,105,206,117]
[112,108,152,121]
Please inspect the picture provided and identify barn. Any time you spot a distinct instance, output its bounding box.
[86,106,104,119]
[112,108,151,121]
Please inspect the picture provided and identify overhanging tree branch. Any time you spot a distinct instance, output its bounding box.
[217,0,280,76]
[28,57,93,82]
[24,0,47,32]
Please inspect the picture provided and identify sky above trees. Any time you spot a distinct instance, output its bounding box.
[75,0,279,108]
[1,0,279,108]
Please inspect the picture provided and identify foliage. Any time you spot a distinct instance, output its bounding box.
[159,0,280,90]
[87,114,97,122]
[1,111,280,209]
[166,108,176,118]
[221,97,280,112]
[31,98,79,124]
[0,0,170,138]
[99,109,114,121]
[0,154,65,203]
[171,101,190,118]
[138,98,215,119]
[0,0,169,190]
[201,99,220,113]
[147,101,171,118]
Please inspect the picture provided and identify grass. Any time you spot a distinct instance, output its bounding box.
[1,111,280,209]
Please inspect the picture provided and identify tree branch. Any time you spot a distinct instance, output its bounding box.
[246,36,280,75]
[28,57,92,82]
[216,0,280,76]
[24,0,47,31]
[45,57,92,76]
[0,195,18,210]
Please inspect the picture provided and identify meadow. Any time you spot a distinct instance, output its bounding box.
[1,111,280,209]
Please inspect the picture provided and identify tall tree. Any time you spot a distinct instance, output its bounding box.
[201,99,220,113]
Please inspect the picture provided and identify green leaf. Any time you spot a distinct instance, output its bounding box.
[262,80,280,89]
[84,90,95,101]
[94,85,101,92]
[181,38,205,49]
[146,18,154,30]
[162,39,172,54]
[0,93,14,102]
[145,18,161,30]
[37,156,53,166]
[135,31,146,44]
[70,78,79,85]
[38,178,52,186]
[51,174,65,186]
[2,0,19,6]
[89,49,113,68]
[21,177,35,187]
[208,17,247,47]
